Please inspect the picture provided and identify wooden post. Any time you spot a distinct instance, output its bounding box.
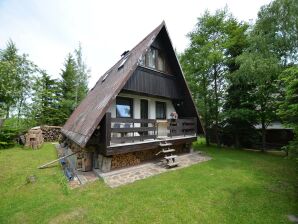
[133,121,135,142]
[105,113,111,147]
[193,117,197,136]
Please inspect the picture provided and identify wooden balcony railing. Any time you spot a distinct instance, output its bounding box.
[104,113,197,146]
[167,118,197,137]
[109,115,157,144]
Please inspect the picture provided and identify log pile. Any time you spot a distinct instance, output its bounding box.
[111,153,140,169]
[41,125,61,142]
[135,148,160,161]
[25,127,44,149]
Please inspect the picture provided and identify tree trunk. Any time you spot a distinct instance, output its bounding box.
[17,98,24,127]
[261,119,266,152]
[5,106,10,119]
[213,65,220,148]
[205,126,210,146]
[203,77,210,146]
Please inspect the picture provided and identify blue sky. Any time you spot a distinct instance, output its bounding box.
[0,0,271,88]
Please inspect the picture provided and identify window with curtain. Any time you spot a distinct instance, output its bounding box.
[156,101,166,119]
[116,97,133,118]
[157,52,165,71]
[139,47,167,73]
[147,48,157,69]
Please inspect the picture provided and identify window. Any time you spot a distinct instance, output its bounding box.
[139,47,167,72]
[101,72,109,83]
[156,101,166,119]
[147,48,157,69]
[157,52,165,71]
[118,54,130,70]
[116,97,133,118]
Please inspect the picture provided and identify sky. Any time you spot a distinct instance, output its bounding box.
[0,0,272,88]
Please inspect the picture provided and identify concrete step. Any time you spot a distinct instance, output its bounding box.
[164,155,178,160]
[162,149,175,153]
[166,162,179,168]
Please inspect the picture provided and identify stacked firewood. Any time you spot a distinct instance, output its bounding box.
[135,149,161,161]
[111,153,140,169]
[41,125,61,142]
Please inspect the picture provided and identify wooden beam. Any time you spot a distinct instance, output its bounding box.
[105,137,196,156]
[38,151,78,169]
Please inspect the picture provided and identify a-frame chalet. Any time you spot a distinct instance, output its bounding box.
[61,21,204,172]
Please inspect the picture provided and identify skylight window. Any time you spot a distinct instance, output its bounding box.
[118,54,130,70]
[101,72,109,83]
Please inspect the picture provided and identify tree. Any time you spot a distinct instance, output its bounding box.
[180,48,213,145]
[235,49,281,151]
[74,43,90,106]
[59,45,90,123]
[181,9,248,147]
[255,0,298,66]
[222,17,254,148]
[60,54,78,122]
[278,66,298,156]
[0,40,37,123]
[30,72,63,126]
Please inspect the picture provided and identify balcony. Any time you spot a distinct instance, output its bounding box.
[102,113,197,154]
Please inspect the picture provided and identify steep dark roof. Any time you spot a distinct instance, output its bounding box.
[62,21,204,147]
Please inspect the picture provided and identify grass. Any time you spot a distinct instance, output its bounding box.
[0,142,297,224]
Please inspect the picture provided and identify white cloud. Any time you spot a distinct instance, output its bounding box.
[0,0,271,88]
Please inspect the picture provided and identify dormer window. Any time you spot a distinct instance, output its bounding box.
[140,47,167,73]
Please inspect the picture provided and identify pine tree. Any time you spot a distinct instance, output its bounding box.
[60,54,78,122]
[31,72,63,125]
[74,43,90,106]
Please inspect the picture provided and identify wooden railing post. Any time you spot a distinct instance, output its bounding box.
[105,112,111,147]
[193,117,197,136]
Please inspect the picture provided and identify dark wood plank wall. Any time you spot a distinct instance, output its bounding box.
[122,66,182,99]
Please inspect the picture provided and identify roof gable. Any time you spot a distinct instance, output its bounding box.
[62,21,203,147]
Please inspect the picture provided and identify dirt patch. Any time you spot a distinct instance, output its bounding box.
[49,208,87,224]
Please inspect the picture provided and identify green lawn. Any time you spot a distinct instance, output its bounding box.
[0,142,297,224]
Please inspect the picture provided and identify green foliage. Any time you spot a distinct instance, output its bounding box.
[0,118,29,149]
[255,0,298,65]
[74,43,90,104]
[30,72,64,126]
[59,45,90,124]
[0,40,38,121]
[235,52,281,124]
[278,66,298,157]
[60,53,78,120]
[180,8,249,146]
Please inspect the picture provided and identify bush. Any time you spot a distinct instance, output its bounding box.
[0,118,29,149]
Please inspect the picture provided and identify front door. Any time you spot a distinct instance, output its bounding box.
[140,99,148,136]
